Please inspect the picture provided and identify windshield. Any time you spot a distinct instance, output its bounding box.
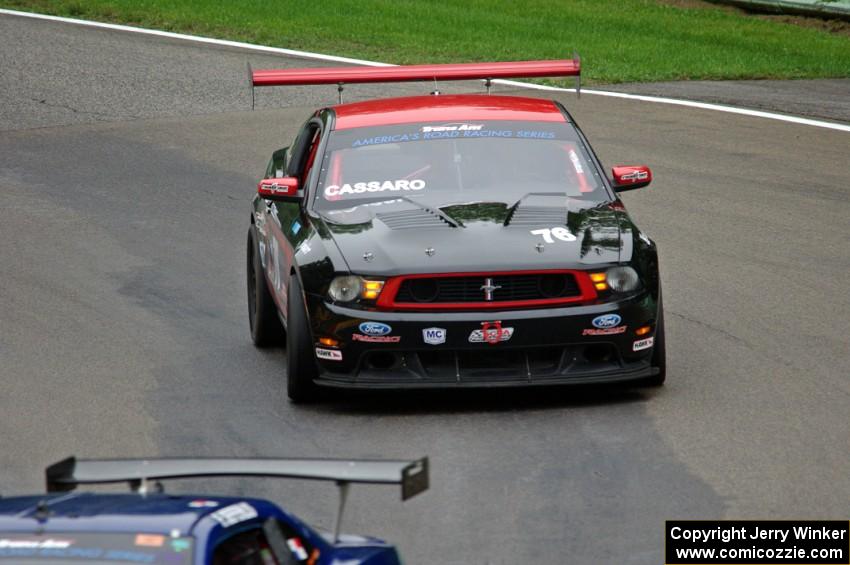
[314,120,608,211]
[0,533,193,564]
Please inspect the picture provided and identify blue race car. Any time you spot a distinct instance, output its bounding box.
[0,456,428,564]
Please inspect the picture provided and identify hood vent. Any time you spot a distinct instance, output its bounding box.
[377,208,456,230]
[505,205,567,227]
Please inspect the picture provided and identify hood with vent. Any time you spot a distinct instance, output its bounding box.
[316,195,623,275]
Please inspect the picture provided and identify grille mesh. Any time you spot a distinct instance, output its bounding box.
[394,273,581,303]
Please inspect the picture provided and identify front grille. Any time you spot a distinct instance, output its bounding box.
[394,273,581,303]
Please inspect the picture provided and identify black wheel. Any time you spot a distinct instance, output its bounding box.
[247,227,285,347]
[286,275,321,402]
[640,293,666,387]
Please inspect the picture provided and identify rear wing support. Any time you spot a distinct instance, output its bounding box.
[333,480,350,542]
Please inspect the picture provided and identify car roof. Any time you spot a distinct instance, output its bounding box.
[0,493,271,536]
[331,94,567,130]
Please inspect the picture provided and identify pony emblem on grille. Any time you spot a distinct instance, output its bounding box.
[480,278,502,301]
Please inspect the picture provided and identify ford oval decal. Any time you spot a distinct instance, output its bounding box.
[592,314,622,329]
[359,322,392,336]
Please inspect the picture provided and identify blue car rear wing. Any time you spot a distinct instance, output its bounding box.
[46,456,428,541]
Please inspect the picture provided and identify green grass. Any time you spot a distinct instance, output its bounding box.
[4,0,850,84]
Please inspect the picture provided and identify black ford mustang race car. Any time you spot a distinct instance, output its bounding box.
[246,60,664,401]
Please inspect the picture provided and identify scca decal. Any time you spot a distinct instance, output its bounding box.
[324,179,425,198]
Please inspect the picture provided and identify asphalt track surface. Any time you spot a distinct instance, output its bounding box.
[1,13,849,565]
[601,79,850,124]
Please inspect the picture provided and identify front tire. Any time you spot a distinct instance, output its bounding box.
[641,293,666,387]
[286,275,321,402]
[247,228,285,347]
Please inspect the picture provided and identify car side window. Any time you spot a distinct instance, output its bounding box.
[212,528,279,565]
[286,120,320,179]
[301,128,321,183]
[265,147,289,179]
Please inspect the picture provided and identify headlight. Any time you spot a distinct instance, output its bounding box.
[606,266,640,293]
[327,276,385,302]
[328,276,363,302]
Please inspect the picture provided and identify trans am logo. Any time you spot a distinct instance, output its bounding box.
[420,123,483,133]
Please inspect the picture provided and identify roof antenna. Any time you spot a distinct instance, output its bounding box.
[337,82,345,104]
[431,76,440,96]
[484,78,492,95]
[333,481,350,543]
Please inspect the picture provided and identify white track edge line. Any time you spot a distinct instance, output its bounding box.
[494,79,850,132]
[2,8,848,133]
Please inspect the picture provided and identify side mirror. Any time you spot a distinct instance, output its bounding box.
[612,165,652,192]
[258,177,300,201]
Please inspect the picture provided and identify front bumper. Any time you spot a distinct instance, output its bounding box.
[307,291,660,389]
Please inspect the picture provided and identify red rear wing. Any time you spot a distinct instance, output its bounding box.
[251,58,580,87]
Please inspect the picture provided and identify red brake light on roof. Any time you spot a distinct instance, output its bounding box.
[251,58,580,87]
